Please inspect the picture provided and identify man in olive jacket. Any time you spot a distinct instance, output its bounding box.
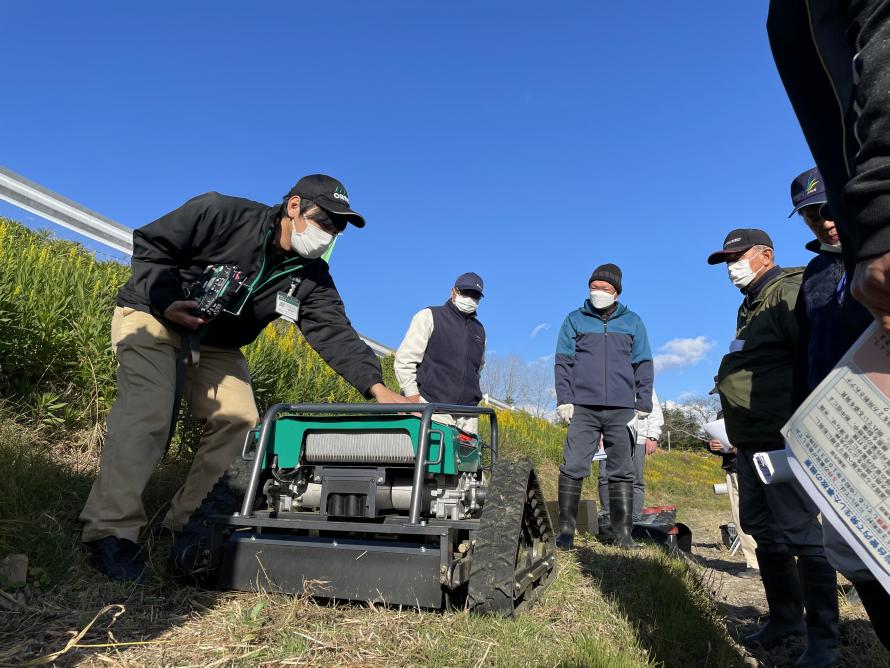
[708,228,839,667]
[79,174,409,583]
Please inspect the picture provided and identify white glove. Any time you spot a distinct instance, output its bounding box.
[635,409,650,419]
[557,404,574,423]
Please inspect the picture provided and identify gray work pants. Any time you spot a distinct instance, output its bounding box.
[560,405,635,483]
[598,440,645,520]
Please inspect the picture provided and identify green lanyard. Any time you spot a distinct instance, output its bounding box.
[222,231,312,316]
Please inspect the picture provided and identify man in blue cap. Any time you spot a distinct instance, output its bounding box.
[790,167,872,400]
[789,167,889,655]
[394,272,486,433]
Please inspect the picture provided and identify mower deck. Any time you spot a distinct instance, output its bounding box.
[212,511,479,607]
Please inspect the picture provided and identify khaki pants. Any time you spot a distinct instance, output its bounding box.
[727,471,759,569]
[80,307,259,543]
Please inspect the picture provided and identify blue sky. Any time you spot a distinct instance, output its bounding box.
[1,2,819,403]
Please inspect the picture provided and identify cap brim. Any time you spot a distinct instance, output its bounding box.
[787,194,828,218]
[315,195,366,228]
[707,245,754,265]
[455,286,484,297]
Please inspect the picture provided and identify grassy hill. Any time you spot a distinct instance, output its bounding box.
[0,219,741,666]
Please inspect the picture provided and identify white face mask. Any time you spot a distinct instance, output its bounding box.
[589,289,616,309]
[727,250,764,289]
[290,215,335,259]
[453,295,479,314]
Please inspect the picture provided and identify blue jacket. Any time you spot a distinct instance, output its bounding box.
[554,301,654,411]
[796,240,872,393]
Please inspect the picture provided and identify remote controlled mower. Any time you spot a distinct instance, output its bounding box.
[171,403,555,615]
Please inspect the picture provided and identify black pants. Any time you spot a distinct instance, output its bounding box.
[560,405,635,483]
[736,450,826,555]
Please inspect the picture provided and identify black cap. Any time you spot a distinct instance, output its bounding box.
[454,272,484,297]
[286,174,366,228]
[788,167,827,218]
[707,228,773,265]
[588,263,622,294]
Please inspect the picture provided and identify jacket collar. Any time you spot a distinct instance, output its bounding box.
[805,238,843,256]
[444,299,477,320]
[581,299,626,320]
[743,265,783,305]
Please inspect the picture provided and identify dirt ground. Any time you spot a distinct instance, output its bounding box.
[682,510,889,668]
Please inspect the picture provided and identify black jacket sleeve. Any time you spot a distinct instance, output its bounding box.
[130,193,214,315]
[842,5,890,262]
[297,268,384,398]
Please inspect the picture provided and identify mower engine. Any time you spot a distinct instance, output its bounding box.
[171,403,555,616]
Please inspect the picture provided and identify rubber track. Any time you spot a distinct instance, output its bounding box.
[169,455,254,586]
[466,458,555,616]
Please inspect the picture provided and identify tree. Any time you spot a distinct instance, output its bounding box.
[661,395,721,450]
[481,354,556,418]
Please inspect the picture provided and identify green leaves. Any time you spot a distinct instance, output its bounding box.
[0,218,393,437]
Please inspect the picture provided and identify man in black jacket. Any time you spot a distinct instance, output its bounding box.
[79,174,408,582]
[769,5,890,651]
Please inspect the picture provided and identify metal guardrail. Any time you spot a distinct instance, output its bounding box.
[0,165,133,255]
[0,164,516,411]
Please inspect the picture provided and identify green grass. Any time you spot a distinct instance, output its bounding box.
[0,218,749,665]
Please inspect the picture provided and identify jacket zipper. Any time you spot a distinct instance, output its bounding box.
[459,316,469,400]
[603,318,609,406]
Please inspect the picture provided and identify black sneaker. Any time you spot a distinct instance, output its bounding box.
[84,537,146,583]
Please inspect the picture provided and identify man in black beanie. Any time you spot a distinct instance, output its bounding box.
[553,263,654,549]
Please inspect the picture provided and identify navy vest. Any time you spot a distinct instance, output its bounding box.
[416,301,485,405]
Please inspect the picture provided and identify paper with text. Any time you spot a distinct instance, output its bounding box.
[782,323,890,590]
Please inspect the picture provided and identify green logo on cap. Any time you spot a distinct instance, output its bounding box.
[332,185,349,205]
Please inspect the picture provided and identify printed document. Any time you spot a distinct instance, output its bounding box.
[782,323,890,590]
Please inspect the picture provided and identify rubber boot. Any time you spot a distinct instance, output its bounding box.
[608,481,641,550]
[853,579,890,650]
[794,555,840,667]
[555,474,582,550]
[744,547,805,647]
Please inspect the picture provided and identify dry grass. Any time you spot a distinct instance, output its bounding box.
[0,416,747,668]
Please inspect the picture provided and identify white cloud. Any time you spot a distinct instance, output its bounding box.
[529,322,551,339]
[654,336,715,372]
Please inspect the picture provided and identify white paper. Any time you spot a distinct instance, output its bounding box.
[752,448,795,485]
[782,322,890,592]
[703,419,733,453]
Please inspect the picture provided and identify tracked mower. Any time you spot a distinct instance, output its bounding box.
[171,403,555,615]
